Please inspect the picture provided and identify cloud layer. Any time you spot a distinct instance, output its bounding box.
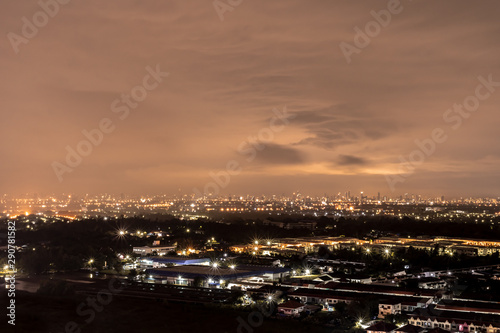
[1,0,499,198]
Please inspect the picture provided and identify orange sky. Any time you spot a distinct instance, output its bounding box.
[1,0,500,198]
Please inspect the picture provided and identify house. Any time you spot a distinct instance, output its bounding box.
[365,321,397,333]
[262,220,286,228]
[278,300,305,317]
[417,278,447,290]
[408,311,500,333]
[393,324,425,333]
[303,304,322,315]
[321,281,437,298]
[346,275,372,284]
[402,298,433,312]
[133,246,176,256]
[378,299,402,318]
[425,328,451,333]
[313,274,339,283]
[285,220,317,230]
[378,297,432,318]
[288,288,357,306]
[435,300,500,315]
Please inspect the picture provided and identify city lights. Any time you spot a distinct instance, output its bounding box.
[3,1,499,330]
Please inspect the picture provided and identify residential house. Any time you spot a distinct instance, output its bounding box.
[278,300,305,317]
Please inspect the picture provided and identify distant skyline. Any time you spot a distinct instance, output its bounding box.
[1,1,500,198]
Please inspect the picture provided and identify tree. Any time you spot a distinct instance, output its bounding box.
[334,301,348,315]
[37,280,75,296]
[384,313,408,326]
[128,269,138,278]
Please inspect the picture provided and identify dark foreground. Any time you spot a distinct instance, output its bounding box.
[1,290,334,333]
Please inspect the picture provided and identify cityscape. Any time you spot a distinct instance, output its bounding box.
[2,1,500,333]
[3,192,500,332]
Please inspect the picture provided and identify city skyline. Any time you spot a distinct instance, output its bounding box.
[2,1,500,197]
[4,2,500,332]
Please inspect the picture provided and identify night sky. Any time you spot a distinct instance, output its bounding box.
[1,0,500,197]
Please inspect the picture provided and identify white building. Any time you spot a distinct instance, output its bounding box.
[132,246,176,256]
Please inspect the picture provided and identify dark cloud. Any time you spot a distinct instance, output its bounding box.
[336,155,368,166]
[292,107,396,149]
[253,144,305,165]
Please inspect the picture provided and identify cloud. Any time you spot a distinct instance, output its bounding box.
[0,0,499,197]
[253,143,305,165]
[291,106,396,149]
[336,155,368,166]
